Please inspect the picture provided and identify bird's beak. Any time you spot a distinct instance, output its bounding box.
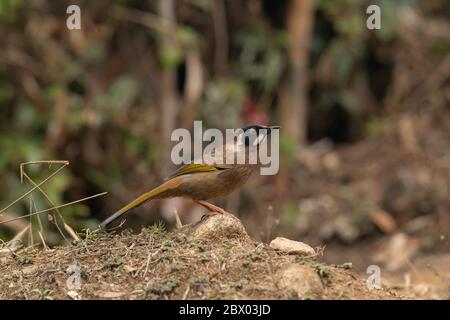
[264,125,280,137]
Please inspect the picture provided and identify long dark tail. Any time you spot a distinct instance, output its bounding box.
[99,183,169,229]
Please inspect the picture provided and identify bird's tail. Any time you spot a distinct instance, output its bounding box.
[99,183,169,229]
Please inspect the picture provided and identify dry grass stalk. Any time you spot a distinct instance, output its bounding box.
[0,160,106,250]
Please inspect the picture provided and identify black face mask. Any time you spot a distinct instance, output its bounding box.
[240,125,279,147]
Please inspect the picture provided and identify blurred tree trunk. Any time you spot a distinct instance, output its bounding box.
[212,0,229,74]
[181,48,203,129]
[279,0,313,148]
[276,0,314,211]
[159,0,179,175]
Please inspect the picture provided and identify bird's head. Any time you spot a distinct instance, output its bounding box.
[239,124,281,147]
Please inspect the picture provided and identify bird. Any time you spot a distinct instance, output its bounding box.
[99,124,280,229]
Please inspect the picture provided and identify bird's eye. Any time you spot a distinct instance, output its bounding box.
[236,132,246,146]
[241,128,258,147]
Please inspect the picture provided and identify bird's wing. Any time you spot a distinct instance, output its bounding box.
[166,141,242,180]
[165,163,230,180]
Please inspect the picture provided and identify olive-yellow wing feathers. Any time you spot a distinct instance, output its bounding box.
[165,163,227,180]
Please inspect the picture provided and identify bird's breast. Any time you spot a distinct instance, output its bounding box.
[176,166,253,200]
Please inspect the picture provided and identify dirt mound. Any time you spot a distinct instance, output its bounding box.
[0,214,403,300]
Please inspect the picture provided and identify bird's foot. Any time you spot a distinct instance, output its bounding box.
[196,200,239,220]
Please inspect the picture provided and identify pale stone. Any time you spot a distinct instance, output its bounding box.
[22,266,37,275]
[95,291,126,298]
[67,290,79,300]
[270,237,315,255]
[276,264,323,299]
[186,214,251,244]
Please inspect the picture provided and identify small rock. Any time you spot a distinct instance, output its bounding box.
[276,264,323,299]
[323,152,341,172]
[67,290,79,300]
[95,291,126,299]
[22,266,38,275]
[123,265,136,273]
[270,237,315,255]
[186,214,251,244]
[372,232,420,272]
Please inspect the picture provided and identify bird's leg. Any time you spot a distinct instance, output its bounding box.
[196,200,227,214]
[195,200,239,220]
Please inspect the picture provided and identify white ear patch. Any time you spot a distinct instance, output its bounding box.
[253,132,267,146]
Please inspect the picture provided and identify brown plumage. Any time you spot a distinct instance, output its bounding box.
[100,125,279,228]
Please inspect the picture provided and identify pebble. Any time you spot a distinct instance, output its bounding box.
[67,290,79,300]
[276,264,323,298]
[270,237,315,255]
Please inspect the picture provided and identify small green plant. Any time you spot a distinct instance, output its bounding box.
[231,278,249,290]
[199,253,211,263]
[162,277,180,293]
[147,221,166,234]
[303,293,316,300]
[295,256,314,265]
[189,276,210,293]
[104,257,124,269]
[314,263,330,279]
[17,255,33,265]
[170,259,184,271]
[340,262,353,270]
[147,277,180,296]
[248,251,265,262]
[10,270,21,278]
